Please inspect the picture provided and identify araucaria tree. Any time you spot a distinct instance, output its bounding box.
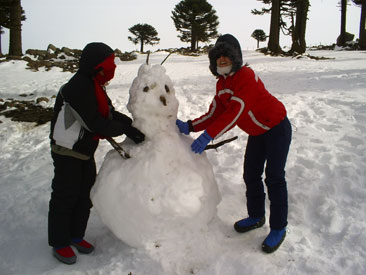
[171,0,219,52]
[253,0,309,55]
[289,0,310,54]
[337,0,349,46]
[251,29,267,48]
[128,23,160,53]
[0,0,25,56]
[0,2,8,55]
[252,0,282,54]
[352,0,366,49]
[268,0,282,54]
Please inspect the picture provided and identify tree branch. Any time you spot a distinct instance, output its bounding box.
[106,137,131,159]
[205,136,238,151]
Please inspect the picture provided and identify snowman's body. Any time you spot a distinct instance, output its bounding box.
[91,63,221,249]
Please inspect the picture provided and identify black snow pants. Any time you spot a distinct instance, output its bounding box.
[48,152,96,247]
[243,117,292,230]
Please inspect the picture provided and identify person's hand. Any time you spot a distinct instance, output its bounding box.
[125,126,145,144]
[176,119,190,135]
[191,131,213,154]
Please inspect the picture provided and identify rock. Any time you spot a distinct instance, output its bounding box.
[61,47,73,56]
[45,53,57,60]
[25,49,48,57]
[114,48,122,55]
[36,97,49,104]
[337,32,355,45]
[47,44,58,53]
[0,98,54,125]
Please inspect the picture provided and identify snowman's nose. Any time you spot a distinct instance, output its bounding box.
[160,95,167,106]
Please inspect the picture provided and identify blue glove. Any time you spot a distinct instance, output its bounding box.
[176,119,190,135]
[191,131,213,154]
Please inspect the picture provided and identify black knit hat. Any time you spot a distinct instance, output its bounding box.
[208,34,243,76]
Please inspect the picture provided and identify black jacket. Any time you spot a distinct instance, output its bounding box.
[50,43,134,157]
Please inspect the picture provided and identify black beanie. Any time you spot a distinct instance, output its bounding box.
[208,34,243,76]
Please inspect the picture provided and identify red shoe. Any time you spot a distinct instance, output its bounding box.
[71,239,95,254]
[52,246,76,265]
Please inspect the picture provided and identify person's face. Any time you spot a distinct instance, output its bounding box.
[216,56,232,67]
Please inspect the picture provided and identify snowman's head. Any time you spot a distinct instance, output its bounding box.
[127,63,179,136]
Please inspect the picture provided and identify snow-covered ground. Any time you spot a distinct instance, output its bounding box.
[0,50,365,275]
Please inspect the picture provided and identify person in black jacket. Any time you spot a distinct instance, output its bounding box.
[48,42,144,265]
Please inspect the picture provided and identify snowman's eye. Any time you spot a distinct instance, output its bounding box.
[143,86,149,92]
[165,85,170,93]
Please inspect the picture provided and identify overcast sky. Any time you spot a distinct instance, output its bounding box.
[1,0,363,53]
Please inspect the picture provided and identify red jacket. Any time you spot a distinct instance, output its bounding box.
[191,66,286,138]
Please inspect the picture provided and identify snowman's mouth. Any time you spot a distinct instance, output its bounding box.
[160,96,167,106]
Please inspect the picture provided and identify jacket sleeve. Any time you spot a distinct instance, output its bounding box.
[204,96,245,138]
[63,78,127,138]
[111,110,133,126]
[191,95,225,132]
[197,68,260,139]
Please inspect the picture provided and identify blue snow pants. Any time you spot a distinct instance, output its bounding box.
[243,117,292,230]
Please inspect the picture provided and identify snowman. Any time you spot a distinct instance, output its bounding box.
[91,57,221,253]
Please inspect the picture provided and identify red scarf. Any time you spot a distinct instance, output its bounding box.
[94,79,109,118]
[93,54,116,140]
[94,54,116,86]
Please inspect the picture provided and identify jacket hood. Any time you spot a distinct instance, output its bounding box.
[209,34,243,76]
[79,42,114,76]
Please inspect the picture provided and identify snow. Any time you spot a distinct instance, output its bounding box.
[0,50,366,275]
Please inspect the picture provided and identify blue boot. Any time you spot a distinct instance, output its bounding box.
[234,216,265,233]
[262,228,286,253]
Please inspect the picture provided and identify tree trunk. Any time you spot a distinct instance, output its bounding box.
[191,33,197,52]
[359,2,366,50]
[268,0,281,54]
[9,0,22,56]
[140,41,144,53]
[290,0,309,54]
[0,26,3,55]
[338,0,348,46]
[190,25,197,52]
[257,39,259,48]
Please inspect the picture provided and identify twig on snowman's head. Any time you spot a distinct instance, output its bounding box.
[146,51,150,65]
[161,52,172,65]
[204,136,238,151]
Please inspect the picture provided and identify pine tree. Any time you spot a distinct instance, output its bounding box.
[268,0,281,54]
[0,26,3,55]
[337,0,349,46]
[171,0,219,52]
[352,0,366,49]
[251,29,267,48]
[128,23,160,53]
[252,0,283,54]
[289,0,310,54]
[0,0,25,56]
[8,0,22,56]
[252,0,309,55]
[0,0,11,55]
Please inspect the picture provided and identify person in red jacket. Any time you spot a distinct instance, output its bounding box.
[176,34,292,253]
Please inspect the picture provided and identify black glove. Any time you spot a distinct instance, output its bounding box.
[124,125,145,144]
